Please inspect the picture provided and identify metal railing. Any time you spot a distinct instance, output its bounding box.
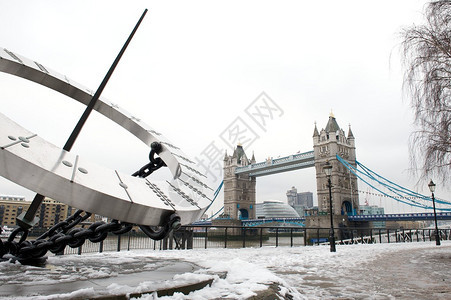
[58,225,451,255]
[334,227,451,245]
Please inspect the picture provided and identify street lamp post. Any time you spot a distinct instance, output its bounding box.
[324,162,336,252]
[428,180,441,246]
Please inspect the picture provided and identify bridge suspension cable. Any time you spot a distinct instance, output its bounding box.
[356,160,451,206]
[206,206,224,220]
[336,155,451,211]
[204,181,224,217]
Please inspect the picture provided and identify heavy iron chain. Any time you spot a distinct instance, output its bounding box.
[0,142,180,264]
[0,209,180,265]
[0,209,135,263]
[132,142,181,240]
[131,141,166,178]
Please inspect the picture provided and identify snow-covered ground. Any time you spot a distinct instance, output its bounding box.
[1,241,450,299]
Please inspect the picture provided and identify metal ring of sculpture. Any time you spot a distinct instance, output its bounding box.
[0,47,213,227]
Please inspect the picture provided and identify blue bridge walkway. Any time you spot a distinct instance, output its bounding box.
[192,212,451,226]
[348,212,451,222]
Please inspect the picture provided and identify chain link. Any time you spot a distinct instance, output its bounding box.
[131,142,166,178]
[0,209,134,263]
[0,209,180,264]
[1,142,179,264]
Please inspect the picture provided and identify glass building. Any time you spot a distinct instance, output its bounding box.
[255,201,301,219]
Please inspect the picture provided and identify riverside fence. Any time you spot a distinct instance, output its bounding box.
[55,225,451,256]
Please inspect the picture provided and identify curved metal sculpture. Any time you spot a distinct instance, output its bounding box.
[0,47,213,227]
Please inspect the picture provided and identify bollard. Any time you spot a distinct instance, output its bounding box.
[204,227,208,249]
[168,231,173,250]
[224,227,228,249]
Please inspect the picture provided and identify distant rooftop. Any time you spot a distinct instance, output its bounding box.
[0,195,26,201]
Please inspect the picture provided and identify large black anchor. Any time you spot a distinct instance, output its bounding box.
[132,141,181,240]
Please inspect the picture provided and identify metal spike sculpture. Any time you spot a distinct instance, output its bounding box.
[0,10,213,264]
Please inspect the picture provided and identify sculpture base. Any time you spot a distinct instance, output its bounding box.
[0,255,214,299]
[16,212,39,230]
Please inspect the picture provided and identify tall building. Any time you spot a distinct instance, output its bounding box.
[0,196,96,228]
[223,144,256,220]
[297,192,313,208]
[286,187,314,217]
[286,187,298,207]
[360,204,385,228]
[360,204,384,215]
[36,198,71,228]
[0,196,69,228]
[0,196,28,227]
[313,113,359,215]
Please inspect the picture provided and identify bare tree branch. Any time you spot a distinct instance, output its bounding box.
[401,1,451,184]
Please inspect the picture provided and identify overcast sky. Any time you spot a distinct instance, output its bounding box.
[0,0,442,214]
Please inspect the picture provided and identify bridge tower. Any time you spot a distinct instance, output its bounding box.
[223,144,256,220]
[313,113,359,216]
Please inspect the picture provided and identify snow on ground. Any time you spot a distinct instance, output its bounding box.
[1,241,450,299]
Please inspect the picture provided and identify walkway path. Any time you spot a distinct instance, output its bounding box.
[1,242,449,299]
[270,243,451,299]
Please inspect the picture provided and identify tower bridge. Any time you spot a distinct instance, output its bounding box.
[235,150,314,177]
[222,113,359,224]
[214,112,451,242]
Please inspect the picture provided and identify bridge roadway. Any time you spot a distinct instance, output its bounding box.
[348,212,451,222]
[234,150,314,177]
[192,212,451,226]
